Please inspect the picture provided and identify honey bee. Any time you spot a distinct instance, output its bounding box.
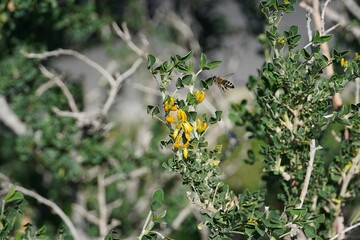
[213,74,235,91]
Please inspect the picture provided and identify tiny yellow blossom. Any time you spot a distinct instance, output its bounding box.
[172,128,180,139]
[247,218,258,225]
[185,132,191,142]
[173,135,182,149]
[182,121,194,133]
[195,90,205,103]
[196,118,208,133]
[355,52,360,62]
[210,159,220,167]
[183,148,189,159]
[163,97,177,112]
[340,57,348,68]
[177,109,187,122]
[277,37,286,45]
[166,114,176,123]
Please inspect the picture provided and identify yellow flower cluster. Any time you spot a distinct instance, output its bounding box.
[340,57,348,69]
[163,92,208,159]
[163,97,177,112]
[195,90,205,103]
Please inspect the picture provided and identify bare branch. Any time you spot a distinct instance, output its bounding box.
[340,150,360,198]
[97,171,108,239]
[73,203,99,225]
[325,6,360,37]
[104,167,149,186]
[52,107,100,120]
[297,139,322,209]
[39,64,79,113]
[330,221,360,240]
[0,173,82,240]
[321,0,332,34]
[343,0,360,21]
[112,22,147,57]
[22,49,116,87]
[35,79,56,96]
[0,96,28,135]
[102,57,144,116]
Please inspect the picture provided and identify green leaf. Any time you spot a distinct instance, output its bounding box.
[311,30,321,44]
[200,53,207,70]
[4,186,24,203]
[181,50,194,61]
[176,77,184,89]
[215,110,222,121]
[151,188,164,211]
[199,80,208,90]
[153,210,167,222]
[188,111,197,121]
[182,74,193,85]
[301,49,311,60]
[147,105,160,116]
[290,208,307,217]
[319,34,333,43]
[147,54,156,70]
[207,60,222,70]
[304,225,317,238]
[312,31,333,44]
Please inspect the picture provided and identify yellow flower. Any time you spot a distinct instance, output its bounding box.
[277,37,286,45]
[340,57,348,68]
[183,147,189,159]
[247,218,258,225]
[196,118,208,133]
[210,159,220,167]
[195,90,205,103]
[177,109,187,122]
[182,121,193,133]
[163,97,177,112]
[185,132,191,141]
[172,127,180,139]
[166,113,176,123]
[173,135,182,149]
[355,52,360,62]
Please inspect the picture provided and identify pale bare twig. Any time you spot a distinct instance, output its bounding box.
[356,78,360,104]
[325,7,360,37]
[297,139,322,209]
[39,64,79,113]
[0,96,28,135]
[166,13,201,54]
[52,107,100,120]
[102,57,144,116]
[329,221,360,240]
[23,49,116,87]
[112,22,147,57]
[104,167,149,186]
[73,203,99,225]
[35,79,56,96]
[340,150,360,198]
[321,0,332,34]
[97,171,108,239]
[0,173,82,240]
[343,0,360,21]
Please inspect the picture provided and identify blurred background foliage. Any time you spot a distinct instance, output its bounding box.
[1,0,360,239]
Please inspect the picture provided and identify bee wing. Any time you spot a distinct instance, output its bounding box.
[221,73,234,80]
